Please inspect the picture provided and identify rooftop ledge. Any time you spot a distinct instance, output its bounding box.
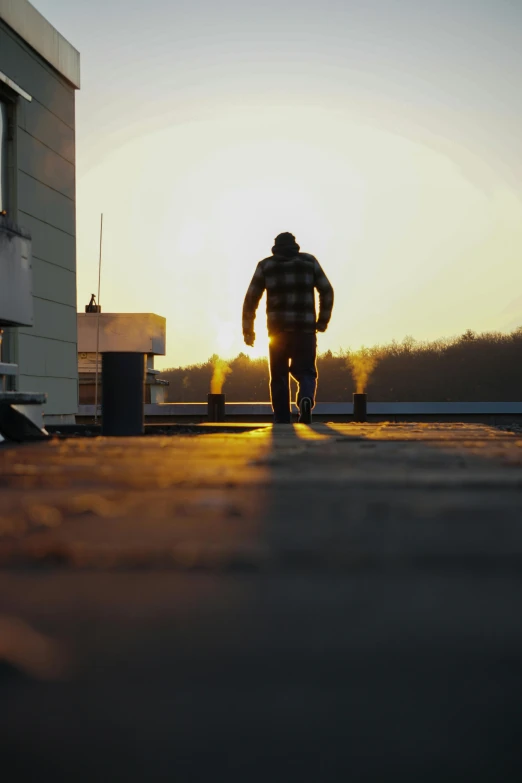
[0,0,80,88]
[77,402,522,418]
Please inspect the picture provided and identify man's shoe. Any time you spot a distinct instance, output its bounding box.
[298,397,312,424]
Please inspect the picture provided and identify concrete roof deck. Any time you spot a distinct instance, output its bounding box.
[1,422,522,779]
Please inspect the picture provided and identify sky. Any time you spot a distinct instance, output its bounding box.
[31,0,522,369]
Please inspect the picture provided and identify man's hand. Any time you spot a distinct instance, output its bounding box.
[244,330,255,347]
[316,323,327,333]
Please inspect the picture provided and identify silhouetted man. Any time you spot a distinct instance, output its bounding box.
[242,232,334,424]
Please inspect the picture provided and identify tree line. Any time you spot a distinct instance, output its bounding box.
[160,328,522,402]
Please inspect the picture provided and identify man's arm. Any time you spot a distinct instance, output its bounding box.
[313,258,334,332]
[242,262,266,345]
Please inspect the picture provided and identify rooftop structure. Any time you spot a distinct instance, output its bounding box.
[0,0,80,88]
[77,312,169,408]
[0,1,80,424]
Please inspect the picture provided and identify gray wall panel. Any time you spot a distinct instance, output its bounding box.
[17,99,75,163]
[18,297,76,343]
[0,23,75,128]
[18,130,75,199]
[18,171,75,235]
[19,213,75,270]
[1,15,78,416]
[17,374,78,415]
[32,256,76,306]
[17,333,45,376]
[18,333,77,379]
[43,339,77,379]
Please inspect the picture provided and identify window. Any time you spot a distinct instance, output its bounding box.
[0,100,7,213]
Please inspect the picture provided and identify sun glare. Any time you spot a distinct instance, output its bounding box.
[214,318,270,360]
[77,105,522,369]
[216,321,236,357]
[248,329,270,359]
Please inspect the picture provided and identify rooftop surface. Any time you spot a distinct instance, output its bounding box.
[1,422,522,779]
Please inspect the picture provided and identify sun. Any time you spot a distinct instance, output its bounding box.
[214,318,270,360]
[247,330,270,359]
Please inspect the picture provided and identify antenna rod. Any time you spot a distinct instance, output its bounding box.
[94,213,103,425]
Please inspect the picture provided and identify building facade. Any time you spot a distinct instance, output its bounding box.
[0,0,80,423]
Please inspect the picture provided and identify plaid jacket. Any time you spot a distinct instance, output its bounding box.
[242,252,334,336]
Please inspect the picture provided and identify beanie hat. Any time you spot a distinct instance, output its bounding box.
[272,232,300,256]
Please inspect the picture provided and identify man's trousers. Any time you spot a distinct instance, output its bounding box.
[268,331,317,423]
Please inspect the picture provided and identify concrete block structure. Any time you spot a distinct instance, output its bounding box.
[77,313,168,407]
[0,0,80,423]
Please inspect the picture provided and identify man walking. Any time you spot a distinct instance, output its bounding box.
[242,232,334,424]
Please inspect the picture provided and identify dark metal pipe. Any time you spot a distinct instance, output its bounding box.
[353,392,367,423]
[208,393,225,422]
[102,352,145,436]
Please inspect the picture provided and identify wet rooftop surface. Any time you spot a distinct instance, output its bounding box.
[1,423,522,780]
